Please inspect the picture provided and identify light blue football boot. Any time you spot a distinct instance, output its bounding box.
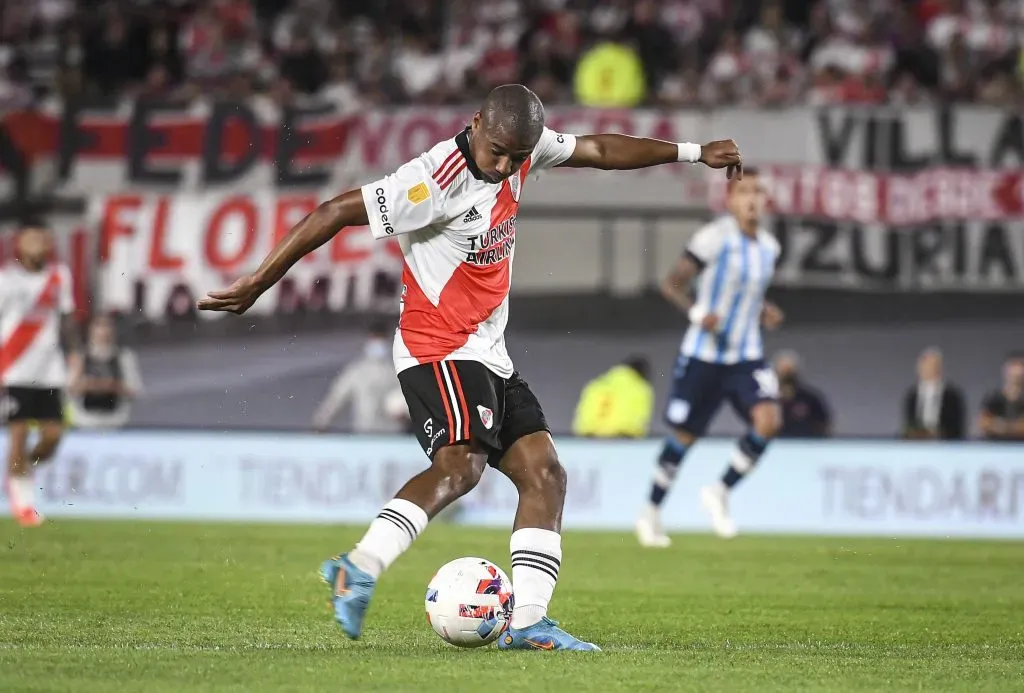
[320,553,376,640]
[497,616,601,651]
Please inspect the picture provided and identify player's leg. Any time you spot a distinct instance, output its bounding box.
[3,388,48,527]
[4,419,41,526]
[490,373,599,651]
[31,412,64,467]
[701,362,782,538]
[347,442,487,576]
[321,361,501,640]
[637,358,722,547]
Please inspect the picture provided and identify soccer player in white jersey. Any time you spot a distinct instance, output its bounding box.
[1,219,78,527]
[636,169,784,546]
[198,84,743,651]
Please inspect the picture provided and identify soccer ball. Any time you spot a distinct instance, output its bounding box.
[425,557,514,648]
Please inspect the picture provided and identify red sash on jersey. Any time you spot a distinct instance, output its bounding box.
[0,269,62,378]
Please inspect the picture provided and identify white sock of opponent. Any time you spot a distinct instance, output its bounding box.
[509,528,562,629]
[348,499,429,579]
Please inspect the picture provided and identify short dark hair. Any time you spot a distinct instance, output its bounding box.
[726,166,761,194]
[1006,351,1024,362]
[16,216,50,233]
[479,84,545,144]
[624,355,651,380]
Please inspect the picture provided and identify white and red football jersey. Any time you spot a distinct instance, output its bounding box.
[360,126,576,378]
[0,263,76,388]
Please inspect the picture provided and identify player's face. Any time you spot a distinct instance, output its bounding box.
[917,352,942,381]
[774,356,798,382]
[1005,359,1024,387]
[726,176,766,228]
[16,227,53,269]
[89,318,115,346]
[470,114,537,184]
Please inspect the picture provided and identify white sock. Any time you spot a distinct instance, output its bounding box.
[7,475,37,510]
[348,499,428,579]
[509,528,562,629]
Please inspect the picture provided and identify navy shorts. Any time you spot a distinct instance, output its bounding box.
[663,356,779,436]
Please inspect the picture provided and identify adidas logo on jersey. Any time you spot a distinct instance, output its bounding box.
[462,206,482,223]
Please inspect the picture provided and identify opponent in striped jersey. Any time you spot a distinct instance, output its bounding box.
[199,84,745,651]
[637,170,786,546]
[1,219,79,527]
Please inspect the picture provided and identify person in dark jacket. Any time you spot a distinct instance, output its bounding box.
[774,350,832,439]
[902,347,965,441]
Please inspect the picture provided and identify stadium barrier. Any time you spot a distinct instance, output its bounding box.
[0,430,1021,538]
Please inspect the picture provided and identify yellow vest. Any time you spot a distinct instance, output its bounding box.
[574,42,646,108]
[572,365,654,438]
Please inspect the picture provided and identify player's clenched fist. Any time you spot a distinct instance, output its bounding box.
[197,274,266,314]
[699,139,743,179]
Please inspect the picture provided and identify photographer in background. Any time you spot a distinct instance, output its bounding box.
[774,350,832,439]
[67,314,143,429]
[312,321,406,434]
[901,347,965,441]
[978,352,1024,442]
[572,355,654,439]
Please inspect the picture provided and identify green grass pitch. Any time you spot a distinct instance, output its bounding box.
[1,521,1021,692]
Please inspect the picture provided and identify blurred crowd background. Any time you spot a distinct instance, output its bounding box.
[2,0,1023,110]
[0,0,1022,442]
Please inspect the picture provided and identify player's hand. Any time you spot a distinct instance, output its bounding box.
[700,314,720,332]
[699,139,742,179]
[197,274,266,314]
[761,303,785,330]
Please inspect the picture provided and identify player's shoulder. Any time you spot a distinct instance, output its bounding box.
[534,126,568,149]
[694,216,733,242]
[419,134,469,193]
[757,227,781,254]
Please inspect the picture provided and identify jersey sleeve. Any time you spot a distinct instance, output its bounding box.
[684,224,724,270]
[360,157,447,239]
[58,265,76,314]
[530,127,577,172]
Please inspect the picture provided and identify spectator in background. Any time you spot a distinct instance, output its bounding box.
[625,0,677,96]
[67,314,143,430]
[572,355,653,439]
[901,347,965,441]
[312,321,405,434]
[574,34,646,107]
[774,350,832,438]
[978,352,1024,441]
[277,28,328,94]
[83,7,147,97]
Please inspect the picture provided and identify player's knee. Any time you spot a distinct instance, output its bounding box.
[519,452,567,499]
[35,433,62,460]
[432,446,485,497]
[752,403,782,440]
[672,428,698,447]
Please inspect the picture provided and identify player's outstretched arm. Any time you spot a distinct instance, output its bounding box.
[198,190,369,314]
[559,135,743,178]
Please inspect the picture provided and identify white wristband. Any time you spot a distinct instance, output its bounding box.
[687,305,707,325]
[676,142,702,163]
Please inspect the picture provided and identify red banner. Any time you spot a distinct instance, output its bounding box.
[705,165,1024,224]
[92,193,404,321]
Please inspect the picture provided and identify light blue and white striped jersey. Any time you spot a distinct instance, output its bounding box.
[679,215,780,365]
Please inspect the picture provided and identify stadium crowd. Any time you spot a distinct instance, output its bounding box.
[1,0,1022,110]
